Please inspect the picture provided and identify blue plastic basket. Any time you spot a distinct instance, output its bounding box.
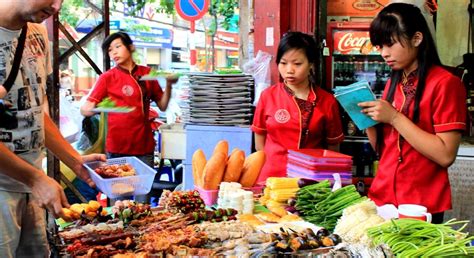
[84,157,157,198]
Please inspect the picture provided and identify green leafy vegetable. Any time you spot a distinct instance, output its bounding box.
[97,97,116,108]
[147,69,183,78]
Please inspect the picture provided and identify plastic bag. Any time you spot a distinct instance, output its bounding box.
[243,50,272,105]
[59,95,81,143]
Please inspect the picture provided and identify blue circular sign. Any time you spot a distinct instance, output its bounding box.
[175,0,210,21]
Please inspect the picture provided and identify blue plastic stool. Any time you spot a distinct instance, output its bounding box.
[157,165,174,182]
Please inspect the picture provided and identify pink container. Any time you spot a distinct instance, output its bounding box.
[288,149,352,164]
[194,185,218,206]
[243,185,264,195]
[195,184,263,206]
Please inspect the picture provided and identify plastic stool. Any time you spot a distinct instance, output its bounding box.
[157,165,174,182]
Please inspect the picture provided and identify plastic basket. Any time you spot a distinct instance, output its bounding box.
[84,157,157,198]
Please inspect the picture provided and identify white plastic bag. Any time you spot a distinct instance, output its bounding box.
[243,51,272,105]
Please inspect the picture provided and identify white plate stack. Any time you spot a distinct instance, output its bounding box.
[183,73,254,126]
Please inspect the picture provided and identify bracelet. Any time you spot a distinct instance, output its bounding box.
[390,111,399,126]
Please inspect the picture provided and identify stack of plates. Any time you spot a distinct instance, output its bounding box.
[182,73,254,126]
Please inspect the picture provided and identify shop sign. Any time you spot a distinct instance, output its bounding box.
[110,20,120,30]
[333,30,377,55]
[212,31,239,49]
[110,19,173,49]
[328,0,389,17]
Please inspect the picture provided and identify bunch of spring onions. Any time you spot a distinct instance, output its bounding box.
[367,218,474,257]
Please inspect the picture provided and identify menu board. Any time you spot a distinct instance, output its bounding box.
[446,157,474,234]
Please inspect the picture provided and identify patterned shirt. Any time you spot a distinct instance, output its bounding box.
[0,23,51,193]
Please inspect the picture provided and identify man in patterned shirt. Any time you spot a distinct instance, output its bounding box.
[0,0,105,257]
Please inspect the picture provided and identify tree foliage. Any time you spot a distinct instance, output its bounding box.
[59,0,85,27]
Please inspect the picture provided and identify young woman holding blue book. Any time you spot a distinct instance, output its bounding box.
[358,3,467,224]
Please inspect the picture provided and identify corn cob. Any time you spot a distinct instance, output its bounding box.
[269,188,298,202]
[266,177,300,189]
[266,200,288,217]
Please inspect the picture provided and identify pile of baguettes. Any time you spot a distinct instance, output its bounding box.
[192,140,265,190]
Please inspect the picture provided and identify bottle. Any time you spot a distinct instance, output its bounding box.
[363,60,369,73]
[347,120,357,136]
[343,61,350,84]
[334,61,341,84]
[348,61,355,82]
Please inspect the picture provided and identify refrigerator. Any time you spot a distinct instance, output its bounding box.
[325,21,389,185]
[325,21,390,96]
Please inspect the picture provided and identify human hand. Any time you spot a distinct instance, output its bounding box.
[358,99,399,124]
[30,173,70,218]
[72,154,107,188]
[166,74,179,85]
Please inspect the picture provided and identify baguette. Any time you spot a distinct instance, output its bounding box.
[223,149,245,182]
[192,149,207,187]
[202,152,227,190]
[213,140,229,157]
[239,151,266,187]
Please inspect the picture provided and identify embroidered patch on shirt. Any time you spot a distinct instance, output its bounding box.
[122,85,134,96]
[274,109,290,123]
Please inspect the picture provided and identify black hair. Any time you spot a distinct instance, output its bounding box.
[370,3,441,123]
[276,31,319,85]
[101,31,134,53]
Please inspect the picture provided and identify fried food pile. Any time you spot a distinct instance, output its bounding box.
[94,164,136,178]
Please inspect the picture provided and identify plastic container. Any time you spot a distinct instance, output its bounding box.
[287,159,352,172]
[243,185,264,195]
[84,157,157,198]
[287,170,353,186]
[288,149,352,164]
[195,184,262,206]
[159,123,186,160]
[194,185,218,206]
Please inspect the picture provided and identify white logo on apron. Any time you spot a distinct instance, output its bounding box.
[122,85,134,96]
[274,109,290,123]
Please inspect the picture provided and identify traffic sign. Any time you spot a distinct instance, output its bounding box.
[175,0,210,22]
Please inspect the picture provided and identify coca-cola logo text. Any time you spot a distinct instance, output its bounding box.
[335,32,369,53]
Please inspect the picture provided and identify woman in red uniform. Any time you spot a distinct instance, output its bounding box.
[359,3,467,223]
[251,32,344,183]
[81,33,178,201]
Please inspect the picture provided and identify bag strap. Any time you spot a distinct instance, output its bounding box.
[3,25,27,93]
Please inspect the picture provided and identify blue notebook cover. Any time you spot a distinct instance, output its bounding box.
[334,81,379,130]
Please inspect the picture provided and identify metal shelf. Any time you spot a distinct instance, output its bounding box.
[343,136,370,143]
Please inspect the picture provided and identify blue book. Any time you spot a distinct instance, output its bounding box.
[334,81,379,130]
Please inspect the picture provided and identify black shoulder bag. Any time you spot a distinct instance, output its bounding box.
[0,25,27,130]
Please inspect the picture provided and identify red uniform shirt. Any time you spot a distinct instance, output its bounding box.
[87,65,163,155]
[252,83,344,183]
[369,66,467,213]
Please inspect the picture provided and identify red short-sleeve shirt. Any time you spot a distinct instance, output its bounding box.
[251,83,344,183]
[87,65,163,155]
[369,66,467,213]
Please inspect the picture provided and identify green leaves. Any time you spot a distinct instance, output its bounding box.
[97,97,116,108]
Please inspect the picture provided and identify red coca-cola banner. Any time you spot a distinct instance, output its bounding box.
[333,30,370,55]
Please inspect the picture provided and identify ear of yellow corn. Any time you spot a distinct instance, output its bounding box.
[269,188,298,202]
[266,200,288,217]
[263,187,271,198]
[266,177,300,189]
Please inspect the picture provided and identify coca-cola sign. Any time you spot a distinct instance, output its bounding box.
[333,31,370,54]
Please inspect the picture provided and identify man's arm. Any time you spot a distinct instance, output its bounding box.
[0,143,70,217]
